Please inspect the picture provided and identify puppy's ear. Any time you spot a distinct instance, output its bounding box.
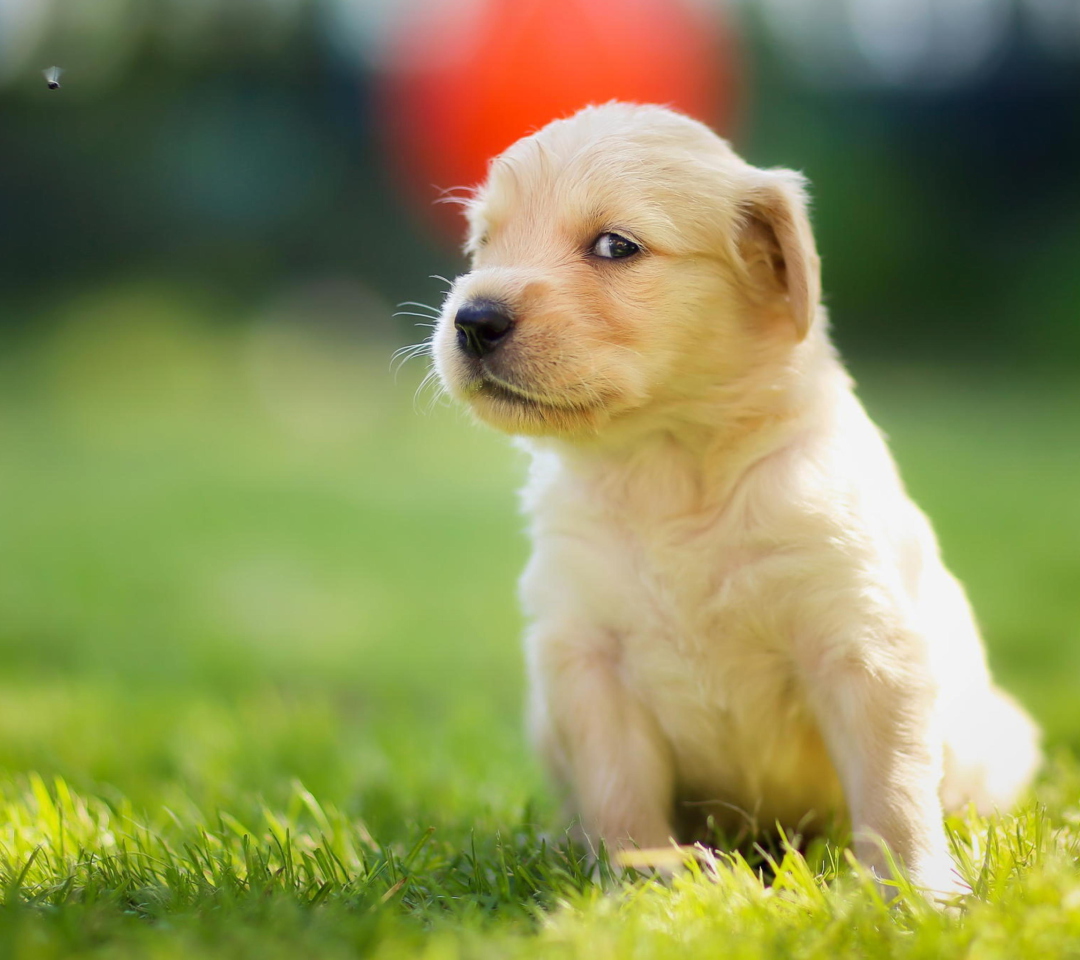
[736,171,821,340]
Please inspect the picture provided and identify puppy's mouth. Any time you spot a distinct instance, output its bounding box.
[475,372,554,407]
[440,344,616,434]
[467,370,600,416]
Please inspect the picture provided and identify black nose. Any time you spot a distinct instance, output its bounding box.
[454,301,514,359]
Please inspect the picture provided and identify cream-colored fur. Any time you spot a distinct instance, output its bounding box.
[430,102,1041,896]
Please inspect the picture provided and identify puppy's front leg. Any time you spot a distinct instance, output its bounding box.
[529,628,676,852]
[806,644,961,898]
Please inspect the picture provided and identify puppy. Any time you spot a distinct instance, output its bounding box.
[431,103,1041,895]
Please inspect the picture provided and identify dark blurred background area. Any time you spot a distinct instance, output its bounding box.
[2,0,1079,364]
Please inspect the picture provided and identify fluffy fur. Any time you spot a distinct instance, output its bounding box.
[431,103,1041,896]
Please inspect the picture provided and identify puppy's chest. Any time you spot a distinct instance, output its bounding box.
[618,520,791,700]
[544,493,798,714]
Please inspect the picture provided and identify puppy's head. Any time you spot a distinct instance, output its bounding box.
[433,103,821,438]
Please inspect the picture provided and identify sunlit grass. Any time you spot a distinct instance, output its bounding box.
[0,287,1077,956]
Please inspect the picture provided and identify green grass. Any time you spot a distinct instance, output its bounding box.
[0,286,1078,957]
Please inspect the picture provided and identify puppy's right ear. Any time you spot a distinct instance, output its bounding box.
[736,171,821,340]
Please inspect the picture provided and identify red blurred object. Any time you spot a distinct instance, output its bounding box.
[378,0,737,237]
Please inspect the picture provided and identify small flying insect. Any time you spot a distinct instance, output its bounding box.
[42,66,63,90]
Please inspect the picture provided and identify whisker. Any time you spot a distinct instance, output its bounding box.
[433,185,476,207]
[414,367,445,415]
[390,343,431,361]
[390,340,434,379]
[393,311,445,321]
[393,359,424,380]
[397,301,442,314]
[423,389,450,417]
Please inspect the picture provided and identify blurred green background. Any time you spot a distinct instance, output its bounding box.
[0,0,1078,870]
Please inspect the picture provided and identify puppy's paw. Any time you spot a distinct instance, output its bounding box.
[615,843,703,878]
[909,853,970,908]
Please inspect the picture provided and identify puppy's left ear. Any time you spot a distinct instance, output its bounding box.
[736,171,821,340]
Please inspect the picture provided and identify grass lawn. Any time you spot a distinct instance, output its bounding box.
[0,290,1077,957]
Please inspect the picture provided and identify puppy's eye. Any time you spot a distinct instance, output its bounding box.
[592,233,640,260]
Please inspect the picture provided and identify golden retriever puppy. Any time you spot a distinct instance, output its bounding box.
[430,102,1040,896]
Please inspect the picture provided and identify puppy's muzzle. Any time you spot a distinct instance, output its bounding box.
[454,300,514,359]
